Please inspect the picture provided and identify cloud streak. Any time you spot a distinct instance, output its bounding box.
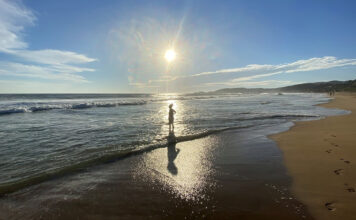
[132,56,356,91]
[0,0,35,52]
[0,0,96,83]
[193,56,356,77]
[205,80,296,88]
[0,62,91,83]
[10,49,97,65]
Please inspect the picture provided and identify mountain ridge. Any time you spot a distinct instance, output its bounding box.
[193,79,356,95]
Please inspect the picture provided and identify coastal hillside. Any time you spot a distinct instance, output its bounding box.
[279,79,356,93]
[198,79,356,94]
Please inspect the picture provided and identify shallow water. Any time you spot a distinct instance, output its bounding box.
[0,93,347,192]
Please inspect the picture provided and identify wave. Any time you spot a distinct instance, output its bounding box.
[242,114,319,121]
[0,95,220,116]
[0,101,147,116]
[0,125,250,196]
[29,106,61,112]
[0,94,228,116]
[0,108,28,115]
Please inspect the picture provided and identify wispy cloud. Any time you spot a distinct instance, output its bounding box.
[230,71,283,82]
[0,79,87,93]
[205,80,296,88]
[10,49,97,65]
[0,62,90,83]
[129,82,159,88]
[131,56,356,91]
[192,56,356,77]
[0,0,35,52]
[0,0,96,83]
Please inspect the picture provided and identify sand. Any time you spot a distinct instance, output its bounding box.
[0,125,313,219]
[270,93,356,220]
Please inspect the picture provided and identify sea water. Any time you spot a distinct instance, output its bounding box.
[0,93,347,193]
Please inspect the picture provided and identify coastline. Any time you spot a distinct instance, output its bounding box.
[0,123,313,219]
[270,93,356,220]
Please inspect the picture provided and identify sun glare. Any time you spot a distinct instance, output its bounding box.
[164,49,176,62]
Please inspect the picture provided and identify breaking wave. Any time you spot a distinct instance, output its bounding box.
[0,101,147,116]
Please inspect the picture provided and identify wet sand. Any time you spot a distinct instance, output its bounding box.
[271,93,356,220]
[0,124,313,219]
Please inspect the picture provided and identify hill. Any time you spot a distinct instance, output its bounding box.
[197,79,356,95]
[279,79,356,92]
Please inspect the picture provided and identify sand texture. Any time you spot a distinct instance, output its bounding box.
[271,93,356,220]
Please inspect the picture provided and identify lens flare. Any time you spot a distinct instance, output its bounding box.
[164,49,176,62]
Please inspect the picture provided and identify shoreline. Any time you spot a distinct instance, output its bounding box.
[0,125,253,197]
[0,92,343,219]
[270,93,356,220]
[0,123,313,219]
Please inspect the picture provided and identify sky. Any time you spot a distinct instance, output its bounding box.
[0,0,356,93]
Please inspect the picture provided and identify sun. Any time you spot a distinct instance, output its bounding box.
[164,49,176,62]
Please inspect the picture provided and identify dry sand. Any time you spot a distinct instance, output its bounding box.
[270,93,356,220]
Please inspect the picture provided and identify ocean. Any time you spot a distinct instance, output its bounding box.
[0,93,348,194]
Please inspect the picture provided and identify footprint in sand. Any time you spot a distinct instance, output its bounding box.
[331,135,336,137]
[346,187,355,193]
[334,169,344,175]
[331,143,339,147]
[325,202,336,211]
[325,149,332,154]
[324,138,340,147]
[340,159,351,164]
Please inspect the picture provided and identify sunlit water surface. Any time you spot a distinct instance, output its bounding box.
[0,93,347,190]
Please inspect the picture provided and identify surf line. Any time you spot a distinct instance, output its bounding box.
[0,125,251,196]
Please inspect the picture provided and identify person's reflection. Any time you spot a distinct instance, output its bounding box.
[167,131,180,175]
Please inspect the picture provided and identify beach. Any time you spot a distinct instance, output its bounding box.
[0,123,313,219]
[0,92,349,219]
[271,93,356,220]
[1,0,355,218]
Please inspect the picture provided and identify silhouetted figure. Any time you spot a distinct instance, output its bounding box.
[168,104,176,133]
[167,132,179,175]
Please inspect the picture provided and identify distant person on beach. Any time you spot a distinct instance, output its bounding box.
[168,104,176,132]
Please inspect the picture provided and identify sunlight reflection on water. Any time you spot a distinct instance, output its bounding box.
[135,135,218,202]
[136,97,216,201]
[158,99,187,137]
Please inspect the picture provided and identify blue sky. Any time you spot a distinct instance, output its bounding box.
[0,0,355,93]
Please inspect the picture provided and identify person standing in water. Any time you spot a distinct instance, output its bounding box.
[168,104,176,133]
